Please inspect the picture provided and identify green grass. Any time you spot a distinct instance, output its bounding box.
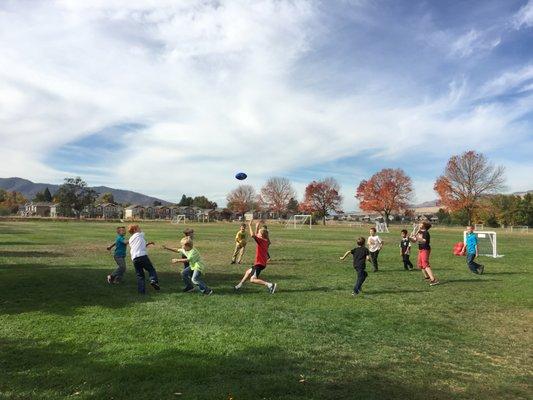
[0,220,531,400]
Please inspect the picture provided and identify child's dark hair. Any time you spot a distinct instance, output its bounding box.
[422,222,432,230]
[240,223,246,227]
[370,227,376,233]
[117,226,125,230]
[356,237,365,246]
[401,229,408,235]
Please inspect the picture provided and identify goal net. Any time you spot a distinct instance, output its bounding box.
[463,230,502,258]
[375,221,389,233]
[286,215,311,229]
[474,223,484,230]
[171,215,186,224]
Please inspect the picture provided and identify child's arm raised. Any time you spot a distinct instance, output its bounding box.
[106,243,116,251]
[248,219,255,237]
[339,250,351,260]
[171,258,188,264]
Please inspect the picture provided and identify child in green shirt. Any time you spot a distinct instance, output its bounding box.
[172,237,212,295]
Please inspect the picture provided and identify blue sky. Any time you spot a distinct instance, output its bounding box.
[1,0,532,209]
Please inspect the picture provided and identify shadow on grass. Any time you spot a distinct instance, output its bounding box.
[439,278,499,285]
[0,266,303,315]
[0,250,66,258]
[0,337,467,400]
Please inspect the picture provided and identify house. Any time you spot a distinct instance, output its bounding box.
[96,203,122,219]
[23,202,54,217]
[144,206,155,219]
[154,206,171,219]
[124,205,145,220]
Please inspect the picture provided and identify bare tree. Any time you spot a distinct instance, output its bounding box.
[226,185,257,215]
[434,150,506,224]
[259,177,296,217]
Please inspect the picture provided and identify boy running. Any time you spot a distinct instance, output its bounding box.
[106,226,128,284]
[410,222,439,286]
[340,236,370,296]
[461,225,485,274]
[172,237,213,295]
[128,224,160,294]
[234,219,277,294]
[368,227,383,272]
[230,224,247,264]
[399,229,414,271]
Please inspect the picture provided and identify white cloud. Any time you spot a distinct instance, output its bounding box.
[0,0,532,208]
[513,0,533,29]
[449,29,501,58]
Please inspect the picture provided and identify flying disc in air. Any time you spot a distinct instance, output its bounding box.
[235,172,247,180]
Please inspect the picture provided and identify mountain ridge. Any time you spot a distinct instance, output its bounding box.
[0,177,172,206]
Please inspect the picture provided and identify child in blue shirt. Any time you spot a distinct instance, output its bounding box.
[106,226,128,284]
[461,225,484,274]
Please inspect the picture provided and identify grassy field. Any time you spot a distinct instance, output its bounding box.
[0,220,531,400]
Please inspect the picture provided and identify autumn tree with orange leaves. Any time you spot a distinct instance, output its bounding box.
[434,150,505,224]
[226,185,257,215]
[356,168,414,223]
[299,178,343,225]
[259,177,296,217]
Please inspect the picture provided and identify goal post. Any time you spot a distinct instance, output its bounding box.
[286,215,312,229]
[463,230,502,258]
[375,221,389,233]
[171,215,186,224]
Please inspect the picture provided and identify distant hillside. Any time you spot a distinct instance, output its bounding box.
[0,177,171,206]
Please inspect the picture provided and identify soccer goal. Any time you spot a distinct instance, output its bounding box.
[375,221,389,233]
[171,215,186,224]
[286,215,312,229]
[474,223,484,230]
[463,230,502,258]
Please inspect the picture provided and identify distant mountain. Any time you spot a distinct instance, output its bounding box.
[0,177,172,206]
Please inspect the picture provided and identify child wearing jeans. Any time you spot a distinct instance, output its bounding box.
[461,225,485,274]
[340,237,370,296]
[106,226,128,284]
[367,227,383,272]
[128,224,160,294]
[399,229,414,271]
[234,219,277,294]
[172,237,213,295]
[230,224,247,264]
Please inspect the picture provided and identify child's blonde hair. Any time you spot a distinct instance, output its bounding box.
[259,228,269,239]
[180,237,193,248]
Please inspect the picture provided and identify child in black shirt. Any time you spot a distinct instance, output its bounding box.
[340,237,370,296]
[399,229,414,270]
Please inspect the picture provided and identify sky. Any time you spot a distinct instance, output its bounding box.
[1,0,532,210]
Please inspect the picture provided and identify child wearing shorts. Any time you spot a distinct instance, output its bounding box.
[234,219,277,294]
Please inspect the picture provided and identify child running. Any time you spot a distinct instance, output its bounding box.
[172,237,213,295]
[230,223,247,264]
[367,227,383,272]
[128,224,160,294]
[340,236,370,296]
[234,219,277,294]
[399,229,414,271]
[410,222,439,286]
[106,226,128,284]
[461,225,485,275]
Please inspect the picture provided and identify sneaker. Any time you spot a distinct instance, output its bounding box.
[230,261,236,264]
[269,283,277,294]
[478,265,485,275]
[233,285,241,291]
[204,289,213,296]
[424,276,430,280]
[182,286,195,293]
[150,281,160,291]
[429,279,440,286]
[107,275,114,284]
